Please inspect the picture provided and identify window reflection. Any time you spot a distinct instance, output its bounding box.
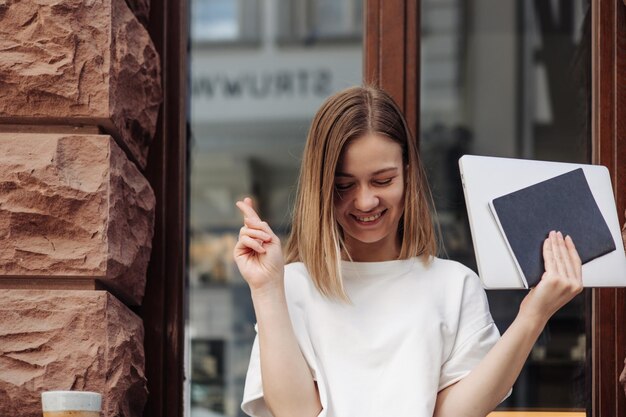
[188,1,363,415]
[188,0,592,415]
[313,0,363,38]
[191,0,260,44]
[421,0,591,411]
[277,0,363,43]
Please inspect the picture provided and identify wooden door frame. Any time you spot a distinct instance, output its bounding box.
[365,1,626,416]
[591,1,626,416]
[364,0,420,140]
[142,0,188,416]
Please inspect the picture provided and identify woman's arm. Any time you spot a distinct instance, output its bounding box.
[235,198,322,417]
[251,283,322,417]
[434,231,583,417]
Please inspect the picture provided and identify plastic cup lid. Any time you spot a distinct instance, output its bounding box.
[41,391,102,412]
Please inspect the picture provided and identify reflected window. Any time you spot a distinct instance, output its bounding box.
[188,1,363,416]
[191,0,260,44]
[420,0,591,412]
[277,0,363,43]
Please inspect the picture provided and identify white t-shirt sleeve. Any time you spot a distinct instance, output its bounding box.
[241,269,326,417]
[438,268,502,391]
[241,331,273,417]
[241,320,325,417]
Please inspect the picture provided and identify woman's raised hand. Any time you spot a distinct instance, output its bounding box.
[233,197,285,292]
[519,231,583,323]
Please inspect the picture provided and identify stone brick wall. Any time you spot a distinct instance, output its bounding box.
[0,291,146,417]
[0,0,161,169]
[0,0,161,415]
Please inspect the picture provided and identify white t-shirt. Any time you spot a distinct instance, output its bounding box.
[242,257,503,417]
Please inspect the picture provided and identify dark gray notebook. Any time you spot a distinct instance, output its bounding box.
[490,168,616,287]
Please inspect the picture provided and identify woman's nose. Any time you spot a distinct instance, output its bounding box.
[354,186,379,212]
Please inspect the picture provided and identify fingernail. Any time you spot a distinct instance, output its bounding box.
[557,231,563,237]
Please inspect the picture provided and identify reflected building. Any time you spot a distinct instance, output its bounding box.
[419,0,590,410]
[188,1,362,415]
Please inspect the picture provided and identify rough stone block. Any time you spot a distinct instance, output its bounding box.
[0,290,146,417]
[0,0,162,169]
[0,133,155,304]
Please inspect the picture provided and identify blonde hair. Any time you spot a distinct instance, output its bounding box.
[284,86,437,301]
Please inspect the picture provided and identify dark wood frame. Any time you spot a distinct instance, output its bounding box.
[364,0,420,139]
[591,1,626,416]
[366,0,626,416]
[142,0,188,416]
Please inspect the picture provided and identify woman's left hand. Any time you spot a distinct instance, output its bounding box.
[519,231,583,324]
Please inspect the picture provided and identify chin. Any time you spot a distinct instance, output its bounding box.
[345,230,391,245]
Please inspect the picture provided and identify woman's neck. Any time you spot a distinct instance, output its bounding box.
[341,236,401,262]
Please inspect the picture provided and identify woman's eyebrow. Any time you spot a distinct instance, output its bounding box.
[335,167,399,177]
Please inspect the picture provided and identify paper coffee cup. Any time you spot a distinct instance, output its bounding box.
[41,391,101,417]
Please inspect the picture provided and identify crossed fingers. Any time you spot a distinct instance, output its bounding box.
[235,197,274,253]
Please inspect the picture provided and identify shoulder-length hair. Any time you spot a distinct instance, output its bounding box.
[284,85,437,301]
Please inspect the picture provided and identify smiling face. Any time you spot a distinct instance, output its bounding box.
[333,133,405,261]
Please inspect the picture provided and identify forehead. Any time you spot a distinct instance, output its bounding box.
[336,134,402,173]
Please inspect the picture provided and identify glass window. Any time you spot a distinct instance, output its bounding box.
[421,0,591,412]
[313,0,363,38]
[277,0,363,43]
[191,0,261,44]
[188,1,363,416]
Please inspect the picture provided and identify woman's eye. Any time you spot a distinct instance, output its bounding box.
[335,183,353,191]
[374,178,393,186]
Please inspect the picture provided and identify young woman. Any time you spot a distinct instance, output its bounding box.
[234,86,583,417]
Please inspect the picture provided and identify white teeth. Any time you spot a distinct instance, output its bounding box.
[356,212,382,222]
